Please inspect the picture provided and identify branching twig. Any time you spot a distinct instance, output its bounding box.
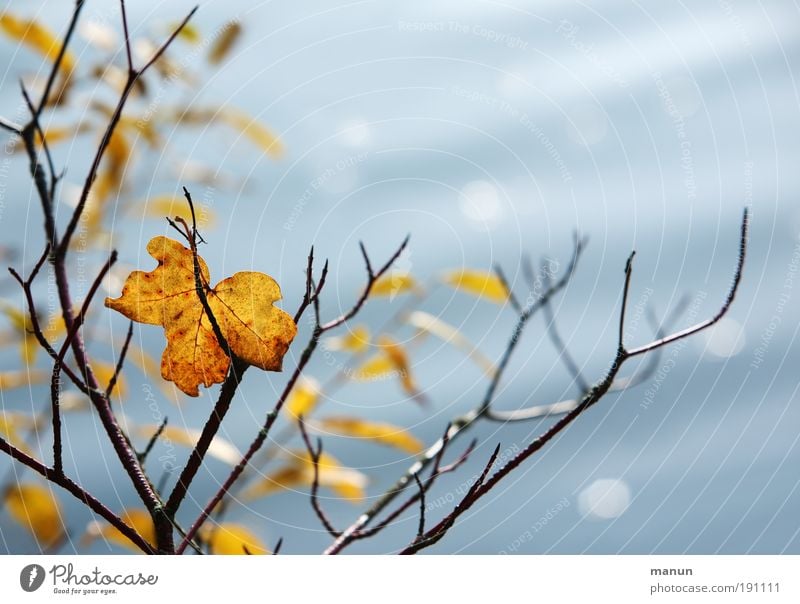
[298,417,341,537]
[176,236,409,553]
[395,209,748,554]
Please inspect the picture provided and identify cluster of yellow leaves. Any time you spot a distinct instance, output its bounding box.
[1,13,280,250]
[3,483,64,547]
[105,237,297,396]
[84,510,268,555]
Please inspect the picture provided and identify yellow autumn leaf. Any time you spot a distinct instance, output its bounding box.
[134,424,242,466]
[319,417,423,455]
[406,310,497,378]
[207,21,242,65]
[324,324,370,354]
[0,13,76,73]
[443,269,509,303]
[0,300,65,364]
[174,21,201,44]
[140,194,216,227]
[0,413,34,455]
[285,375,321,419]
[92,102,161,147]
[353,354,395,380]
[0,369,48,390]
[242,451,367,502]
[200,523,268,555]
[4,483,64,546]
[83,508,155,553]
[369,272,420,298]
[175,107,283,158]
[222,108,284,158]
[105,236,297,396]
[9,123,91,152]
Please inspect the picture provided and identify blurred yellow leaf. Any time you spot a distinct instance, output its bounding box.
[175,107,283,158]
[0,13,76,73]
[200,523,268,555]
[92,102,161,148]
[207,21,242,65]
[175,22,201,44]
[134,424,241,466]
[0,412,34,455]
[353,354,394,380]
[243,451,367,502]
[140,194,216,227]
[90,360,127,400]
[325,325,370,354]
[4,483,64,546]
[285,376,321,419]
[407,310,497,378]
[0,300,65,364]
[443,269,508,304]
[83,508,155,553]
[369,272,420,298]
[319,416,423,455]
[0,369,48,390]
[220,108,283,158]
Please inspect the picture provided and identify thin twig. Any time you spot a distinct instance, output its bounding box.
[138,417,168,465]
[298,417,341,537]
[0,435,155,554]
[177,237,408,554]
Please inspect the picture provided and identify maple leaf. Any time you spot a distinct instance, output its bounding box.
[105,236,297,396]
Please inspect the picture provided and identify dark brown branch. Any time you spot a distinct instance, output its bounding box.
[106,321,134,399]
[298,417,341,538]
[34,0,84,114]
[137,417,168,466]
[494,264,522,314]
[399,444,500,555]
[541,266,589,393]
[293,246,316,323]
[0,435,155,554]
[626,209,748,357]
[163,189,245,519]
[119,0,134,75]
[396,210,748,554]
[58,8,197,255]
[177,237,407,553]
[321,235,410,331]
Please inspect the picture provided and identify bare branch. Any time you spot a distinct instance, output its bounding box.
[494,263,522,314]
[0,435,155,554]
[298,417,341,537]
